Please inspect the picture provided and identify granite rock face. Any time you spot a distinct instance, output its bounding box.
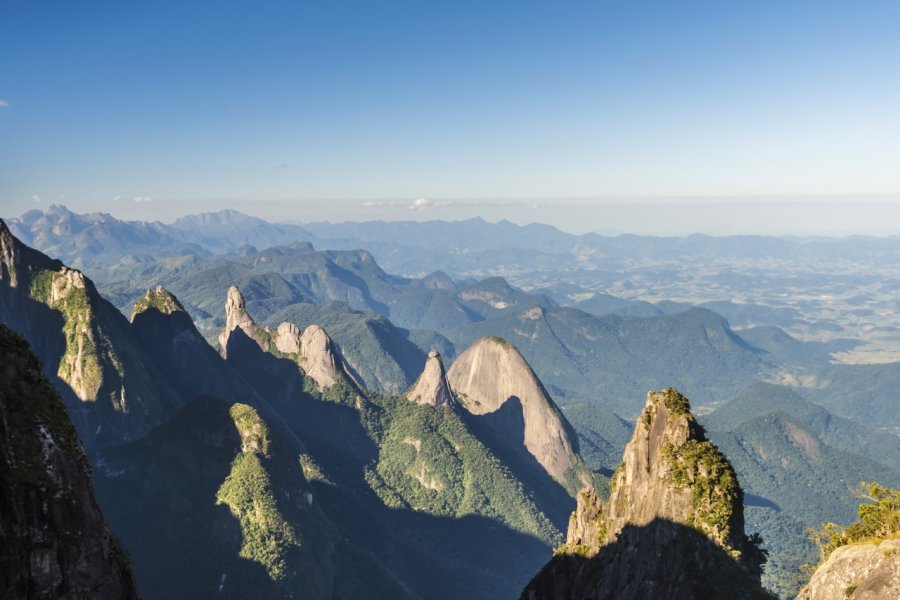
[406,351,455,407]
[298,325,343,390]
[523,389,770,600]
[447,336,579,485]
[217,285,350,390]
[0,324,138,599]
[797,539,900,600]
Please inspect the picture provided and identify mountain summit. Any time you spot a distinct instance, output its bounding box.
[217,284,352,390]
[447,336,581,487]
[523,388,770,599]
[406,351,455,407]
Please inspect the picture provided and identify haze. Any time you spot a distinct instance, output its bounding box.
[2,1,900,235]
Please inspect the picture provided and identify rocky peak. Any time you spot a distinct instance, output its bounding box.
[130,284,185,321]
[406,351,455,407]
[216,286,349,391]
[604,388,748,554]
[523,388,769,600]
[298,325,343,390]
[224,284,254,332]
[446,336,578,485]
[218,285,265,356]
[273,321,302,355]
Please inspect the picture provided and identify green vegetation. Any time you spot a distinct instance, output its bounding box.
[707,414,900,597]
[298,453,331,484]
[662,438,742,555]
[809,482,900,564]
[27,268,55,303]
[131,287,184,318]
[370,394,561,544]
[660,387,691,416]
[216,404,299,581]
[484,335,513,349]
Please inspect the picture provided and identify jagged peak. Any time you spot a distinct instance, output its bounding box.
[563,388,760,571]
[604,388,746,554]
[218,285,263,357]
[298,325,344,390]
[406,351,455,407]
[130,285,185,321]
[273,321,301,355]
[446,335,579,485]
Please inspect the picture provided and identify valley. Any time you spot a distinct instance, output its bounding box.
[2,207,899,598]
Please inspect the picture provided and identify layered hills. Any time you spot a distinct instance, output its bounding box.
[1,219,596,598]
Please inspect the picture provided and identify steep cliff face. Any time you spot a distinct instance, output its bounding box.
[0,218,183,451]
[0,324,138,599]
[298,325,343,390]
[604,389,752,557]
[446,336,581,486]
[406,351,455,407]
[797,539,900,600]
[218,285,351,391]
[523,388,770,600]
[218,284,268,356]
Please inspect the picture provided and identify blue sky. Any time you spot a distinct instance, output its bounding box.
[1,1,899,232]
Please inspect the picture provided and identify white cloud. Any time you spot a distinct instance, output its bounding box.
[31,194,40,203]
[0,100,8,108]
[132,196,153,203]
[112,195,122,202]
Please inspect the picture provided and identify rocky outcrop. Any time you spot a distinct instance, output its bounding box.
[218,285,267,356]
[130,284,184,320]
[0,218,185,451]
[603,389,753,556]
[273,322,301,355]
[797,539,900,600]
[406,351,455,407]
[522,388,770,600]
[0,324,138,598]
[298,325,345,390]
[447,336,578,485]
[217,285,350,390]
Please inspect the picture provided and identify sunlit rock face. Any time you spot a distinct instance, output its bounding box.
[447,336,578,485]
[522,389,770,600]
[406,351,455,407]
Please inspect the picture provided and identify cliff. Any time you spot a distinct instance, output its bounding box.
[0,324,138,598]
[406,351,455,407]
[217,285,352,391]
[446,336,580,486]
[797,539,900,600]
[0,218,184,451]
[523,388,770,600]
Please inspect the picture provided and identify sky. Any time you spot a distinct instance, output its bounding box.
[1,1,899,234]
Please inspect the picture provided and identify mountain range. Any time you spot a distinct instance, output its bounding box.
[2,207,900,598]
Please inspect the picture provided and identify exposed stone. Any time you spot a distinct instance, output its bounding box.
[522,388,770,600]
[406,351,455,407]
[218,285,267,357]
[299,325,341,390]
[130,284,185,321]
[447,336,578,485]
[273,322,302,355]
[797,539,900,600]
